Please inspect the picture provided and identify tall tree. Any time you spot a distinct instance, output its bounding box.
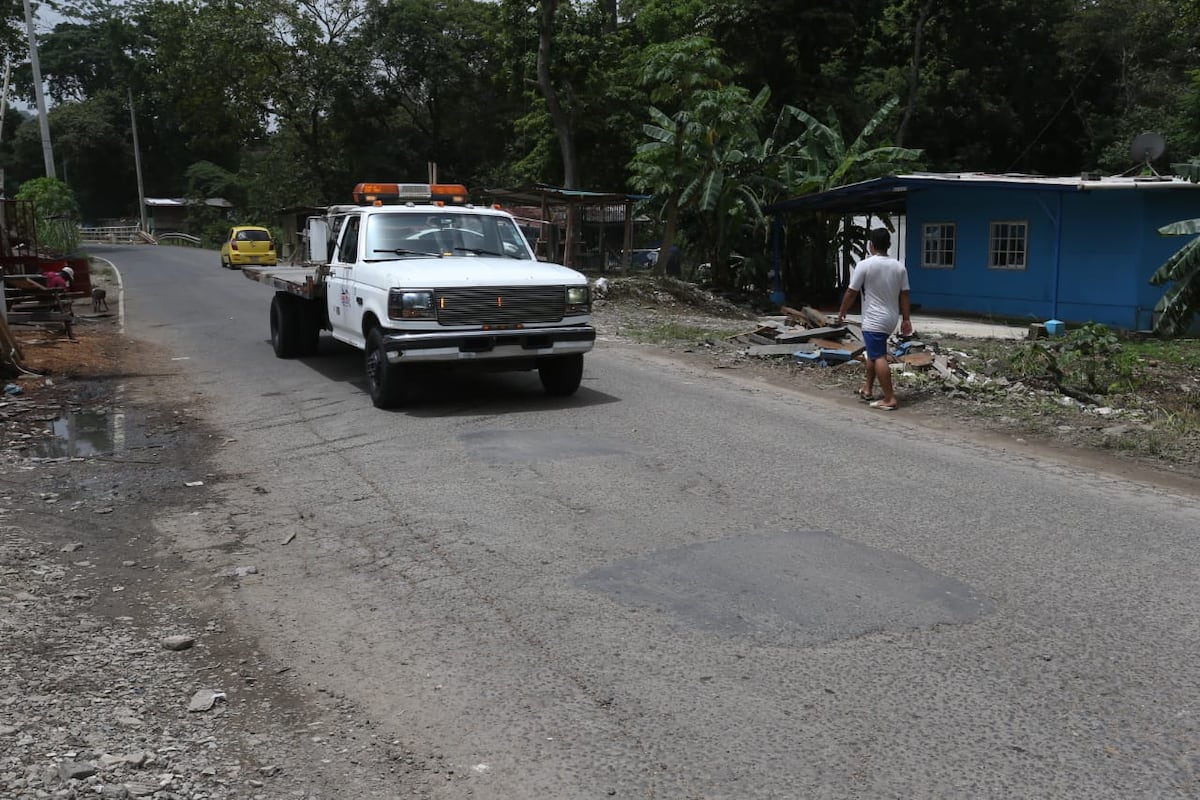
[860,0,1076,174]
[536,0,578,188]
[629,36,737,275]
[353,0,506,187]
[1056,0,1198,171]
[775,97,923,300]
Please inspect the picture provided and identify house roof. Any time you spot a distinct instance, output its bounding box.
[765,172,1200,215]
[145,197,233,208]
[483,185,653,226]
[482,184,650,206]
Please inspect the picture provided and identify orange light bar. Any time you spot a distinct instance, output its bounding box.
[430,183,469,203]
[352,181,470,205]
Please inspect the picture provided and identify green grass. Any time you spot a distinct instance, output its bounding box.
[1124,337,1200,370]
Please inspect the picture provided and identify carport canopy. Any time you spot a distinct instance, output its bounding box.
[483,185,650,268]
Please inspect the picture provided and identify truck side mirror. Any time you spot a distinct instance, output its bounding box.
[307,217,330,264]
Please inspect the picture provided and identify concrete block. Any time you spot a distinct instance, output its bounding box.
[817,349,854,363]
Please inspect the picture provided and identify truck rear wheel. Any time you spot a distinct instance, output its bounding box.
[365,328,406,408]
[270,293,319,358]
[538,354,584,396]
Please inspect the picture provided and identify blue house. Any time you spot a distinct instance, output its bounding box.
[766,173,1200,331]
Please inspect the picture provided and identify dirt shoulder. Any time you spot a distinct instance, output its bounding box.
[2,278,417,797]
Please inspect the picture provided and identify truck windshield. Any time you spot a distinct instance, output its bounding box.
[364,213,533,261]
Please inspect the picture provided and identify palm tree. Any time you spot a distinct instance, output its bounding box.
[1150,217,1200,335]
[774,97,924,299]
[1148,158,1200,335]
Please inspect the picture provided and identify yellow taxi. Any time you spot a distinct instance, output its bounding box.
[220,225,277,268]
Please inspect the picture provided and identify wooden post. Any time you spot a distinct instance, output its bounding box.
[0,311,24,369]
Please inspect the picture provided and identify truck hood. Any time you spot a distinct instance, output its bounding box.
[363,257,587,289]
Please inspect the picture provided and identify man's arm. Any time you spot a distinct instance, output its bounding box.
[899,289,912,336]
[836,287,859,325]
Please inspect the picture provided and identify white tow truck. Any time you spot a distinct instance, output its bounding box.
[243,182,595,408]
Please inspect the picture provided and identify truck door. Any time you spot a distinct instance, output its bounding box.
[326,214,364,348]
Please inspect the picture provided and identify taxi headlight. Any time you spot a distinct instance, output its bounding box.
[565,285,591,314]
[389,289,435,319]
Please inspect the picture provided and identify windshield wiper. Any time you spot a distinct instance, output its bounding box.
[370,248,442,259]
[453,246,518,259]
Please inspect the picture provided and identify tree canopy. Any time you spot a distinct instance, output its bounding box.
[1,0,1198,301]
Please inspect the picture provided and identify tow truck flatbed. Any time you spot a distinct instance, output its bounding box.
[242,264,327,300]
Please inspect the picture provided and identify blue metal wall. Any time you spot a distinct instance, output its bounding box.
[904,184,1200,330]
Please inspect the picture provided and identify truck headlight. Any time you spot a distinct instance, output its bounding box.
[565,285,591,314]
[389,289,435,319]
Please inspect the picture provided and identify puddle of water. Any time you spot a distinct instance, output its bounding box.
[29,408,125,458]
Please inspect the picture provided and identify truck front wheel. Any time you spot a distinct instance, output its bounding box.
[365,328,406,408]
[270,293,319,358]
[538,354,584,396]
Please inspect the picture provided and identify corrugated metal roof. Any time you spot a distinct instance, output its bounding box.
[765,172,1200,215]
[145,197,233,208]
[482,184,650,206]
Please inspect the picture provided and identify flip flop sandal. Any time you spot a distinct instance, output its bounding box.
[855,389,874,402]
[869,400,898,411]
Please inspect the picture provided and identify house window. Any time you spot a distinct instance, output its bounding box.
[922,223,955,268]
[989,221,1028,270]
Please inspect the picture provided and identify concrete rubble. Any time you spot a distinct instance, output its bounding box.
[730,304,973,381]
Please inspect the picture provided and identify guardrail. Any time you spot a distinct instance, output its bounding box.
[156,233,202,247]
[78,225,143,243]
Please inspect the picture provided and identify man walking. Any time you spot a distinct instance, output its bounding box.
[836,228,912,411]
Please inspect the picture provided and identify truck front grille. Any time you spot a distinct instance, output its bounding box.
[434,286,566,326]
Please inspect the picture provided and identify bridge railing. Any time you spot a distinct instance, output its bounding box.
[76,227,208,248]
[156,232,202,247]
[78,225,144,244]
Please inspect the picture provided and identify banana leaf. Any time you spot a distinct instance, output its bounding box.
[1149,217,1200,335]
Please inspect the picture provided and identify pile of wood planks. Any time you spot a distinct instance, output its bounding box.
[728,304,969,380]
[728,305,866,364]
[2,276,74,339]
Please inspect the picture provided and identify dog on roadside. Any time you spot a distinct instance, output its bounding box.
[92,286,109,313]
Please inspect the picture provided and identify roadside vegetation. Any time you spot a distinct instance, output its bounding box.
[0,0,1197,316]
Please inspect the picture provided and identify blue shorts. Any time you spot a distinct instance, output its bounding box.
[863,331,889,360]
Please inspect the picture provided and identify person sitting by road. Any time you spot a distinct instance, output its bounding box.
[44,266,74,290]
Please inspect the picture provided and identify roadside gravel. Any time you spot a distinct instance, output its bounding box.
[1,317,425,798]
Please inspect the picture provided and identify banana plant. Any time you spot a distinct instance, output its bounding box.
[1150,216,1200,336]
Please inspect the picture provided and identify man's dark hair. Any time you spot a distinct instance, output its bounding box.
[869,228,891,254]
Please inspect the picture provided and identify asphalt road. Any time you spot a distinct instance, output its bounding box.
[92,243,1200,799]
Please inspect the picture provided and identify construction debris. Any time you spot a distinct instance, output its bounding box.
[728,307,981,384]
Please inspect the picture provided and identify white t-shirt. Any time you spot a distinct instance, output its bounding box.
[849,254,910,334]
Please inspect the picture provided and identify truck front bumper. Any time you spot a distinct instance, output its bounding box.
[382,325,596,364]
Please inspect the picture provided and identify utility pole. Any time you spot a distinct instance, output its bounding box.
[128,88,147,232]
[0,60,10,196]
[22,0,56,179]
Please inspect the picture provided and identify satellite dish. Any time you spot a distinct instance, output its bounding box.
[1131,132,1166,165]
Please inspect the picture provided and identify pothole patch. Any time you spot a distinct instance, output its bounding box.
[577,530,991,645]
[459,429,628,463]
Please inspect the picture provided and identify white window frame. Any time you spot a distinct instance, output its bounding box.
[989,220,1028,270]
[921,222,956,269]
